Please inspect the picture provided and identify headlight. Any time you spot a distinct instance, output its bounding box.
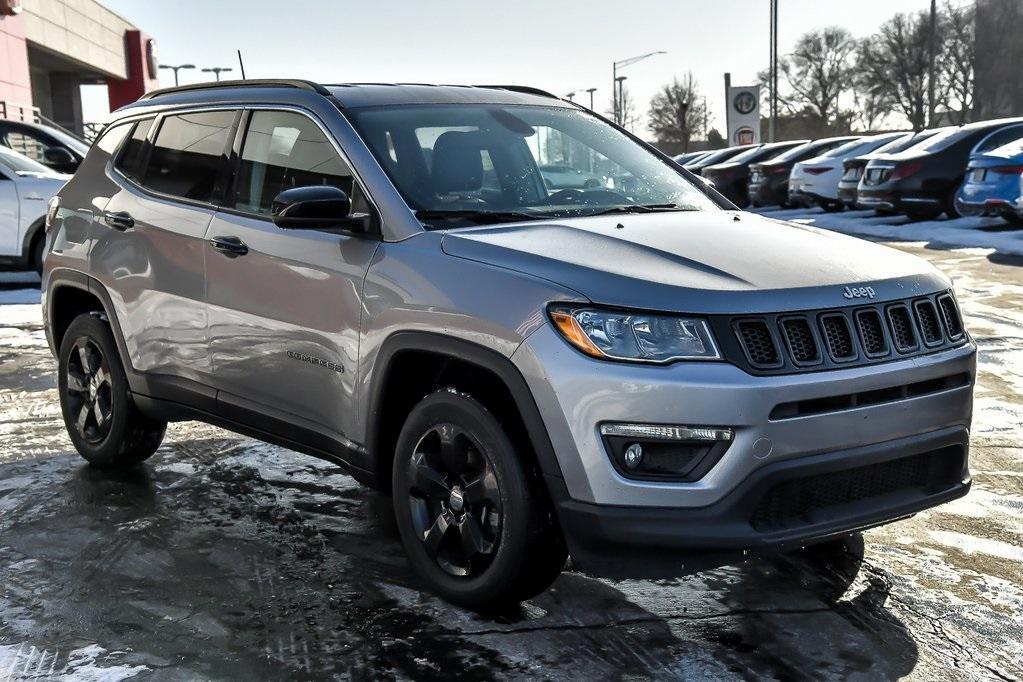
[548,305,720,363]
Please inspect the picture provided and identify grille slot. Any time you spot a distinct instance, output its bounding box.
[819,314,856,361]
[914,299,944,346]
[750,446,964,532]
[769,372,971,419]
[779,318,821,365]
[887,305,919,352]
[937,294,964,339]
[854,309,889,357]
[735,320,782,368]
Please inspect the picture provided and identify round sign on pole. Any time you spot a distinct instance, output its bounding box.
[734,126,755,145]
[733,90,757,116]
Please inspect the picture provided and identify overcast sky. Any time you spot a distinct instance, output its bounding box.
[85,0,970,137]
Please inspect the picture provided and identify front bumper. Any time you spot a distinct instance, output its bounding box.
[556,426,969,575]
[513,322,975,571]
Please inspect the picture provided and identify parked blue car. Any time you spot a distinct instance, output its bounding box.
[956,136,1023,224]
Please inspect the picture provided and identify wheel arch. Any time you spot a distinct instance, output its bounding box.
[22,215,46,263]
[366,331,566,495]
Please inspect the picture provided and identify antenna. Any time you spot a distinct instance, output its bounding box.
[237,50,247,80]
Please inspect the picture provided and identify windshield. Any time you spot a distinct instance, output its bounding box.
[872,132,918,155]
[722,144,767,164]
[348,104,719,227]
[820,138,868,159]
[687,146,742,167]
[0,145,56,175]
[769,141,816,163]
[912,127,967,153]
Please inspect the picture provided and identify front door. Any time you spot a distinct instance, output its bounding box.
[205,109,378,445]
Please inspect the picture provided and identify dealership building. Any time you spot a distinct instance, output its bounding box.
[0,0,157,137]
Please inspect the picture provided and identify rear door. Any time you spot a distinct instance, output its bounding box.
[204,108,379,444]
[92,110,238,392]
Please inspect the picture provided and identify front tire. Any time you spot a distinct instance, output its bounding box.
[392,389,565,608]
[58,314,166,468]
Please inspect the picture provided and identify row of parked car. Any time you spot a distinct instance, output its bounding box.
[675,117,1023,223]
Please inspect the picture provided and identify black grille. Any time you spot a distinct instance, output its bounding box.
[819,314,856,361]
[715,290,967,375]
[938,294,964,339]
[750,446,964,532]
[914,300,943,346]
[780,318,820,364]
[887,305,918,352]
[735,320,781,367]
[855,309,889,357]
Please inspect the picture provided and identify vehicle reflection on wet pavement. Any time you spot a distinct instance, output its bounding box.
[0,245,1020,680]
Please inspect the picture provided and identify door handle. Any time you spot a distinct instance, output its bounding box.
[209,235,249,257]
[103,211,134,231]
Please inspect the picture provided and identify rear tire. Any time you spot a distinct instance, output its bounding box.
[58,314,166,468]
[944,187,962,220]
[392,389,565,608]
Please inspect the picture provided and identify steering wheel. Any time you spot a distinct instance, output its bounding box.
[546,188,633,206]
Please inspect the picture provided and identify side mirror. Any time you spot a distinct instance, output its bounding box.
[271,185,370,232]
[43,147,77,171]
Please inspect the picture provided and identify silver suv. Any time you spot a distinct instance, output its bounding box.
[42,80,975,607]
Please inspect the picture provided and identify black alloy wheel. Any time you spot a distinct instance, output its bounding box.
[58,313,166,468]
[392,389,566,607]
[64,337,114,444]
[405,423,502,577]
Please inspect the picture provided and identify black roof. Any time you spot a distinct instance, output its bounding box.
[135,79,566,109]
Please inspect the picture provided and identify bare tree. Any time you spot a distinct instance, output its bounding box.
[647,73,706,152]
[939,0,975,124]
[777,27,858,125]
[856,11,935,131]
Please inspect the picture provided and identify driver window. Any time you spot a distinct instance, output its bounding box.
[233,110,368,216]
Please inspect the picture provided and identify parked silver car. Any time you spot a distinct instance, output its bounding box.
[42,80,975,607]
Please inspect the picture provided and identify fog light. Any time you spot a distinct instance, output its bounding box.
[624,443,644,469]
[599,421,734,482]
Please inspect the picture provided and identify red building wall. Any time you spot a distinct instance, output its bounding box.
[0,12,32,108]
[107,30,159,111]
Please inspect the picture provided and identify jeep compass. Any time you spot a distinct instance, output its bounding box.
[42,80,975,607]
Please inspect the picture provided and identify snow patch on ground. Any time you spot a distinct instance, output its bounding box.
[751,207,1023,256]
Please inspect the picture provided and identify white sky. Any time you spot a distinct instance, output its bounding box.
[84,0,970,137]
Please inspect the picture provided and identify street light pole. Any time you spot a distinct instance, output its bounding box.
[565,92,575,101]
[158,63,195,87]
[612,51,667,125]
[615,76,628,127]
[586,87,597,110]
[769,0,778,142]
[201,66,233,82]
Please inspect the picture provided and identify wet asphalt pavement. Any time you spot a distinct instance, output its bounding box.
[0,244,1021,681]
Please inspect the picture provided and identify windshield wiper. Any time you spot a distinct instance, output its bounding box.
[415,209,542,226]
[588,203,693,216]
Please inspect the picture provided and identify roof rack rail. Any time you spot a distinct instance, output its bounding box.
[474,84,561,99]
[139,79,331,101]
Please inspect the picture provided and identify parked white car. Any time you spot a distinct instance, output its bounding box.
[789,133,908,211]
[0,145,69,274]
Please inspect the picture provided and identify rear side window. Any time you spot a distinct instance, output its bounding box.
[233,110,367,215]
[116,118,153,181]
[142,111,235,202]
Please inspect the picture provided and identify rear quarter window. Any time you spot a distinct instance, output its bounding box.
[115,118,154,182]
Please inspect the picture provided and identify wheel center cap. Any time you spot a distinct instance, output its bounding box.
[448,488,464,513]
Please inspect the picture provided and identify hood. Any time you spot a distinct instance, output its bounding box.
[440,211,947,314]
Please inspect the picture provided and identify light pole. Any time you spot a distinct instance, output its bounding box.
[612,51,666,124]
[158,63,195,87]
[615,76,628,127]
[586,87,597,110]
[565,92,576,101]
[202,66,233,82]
